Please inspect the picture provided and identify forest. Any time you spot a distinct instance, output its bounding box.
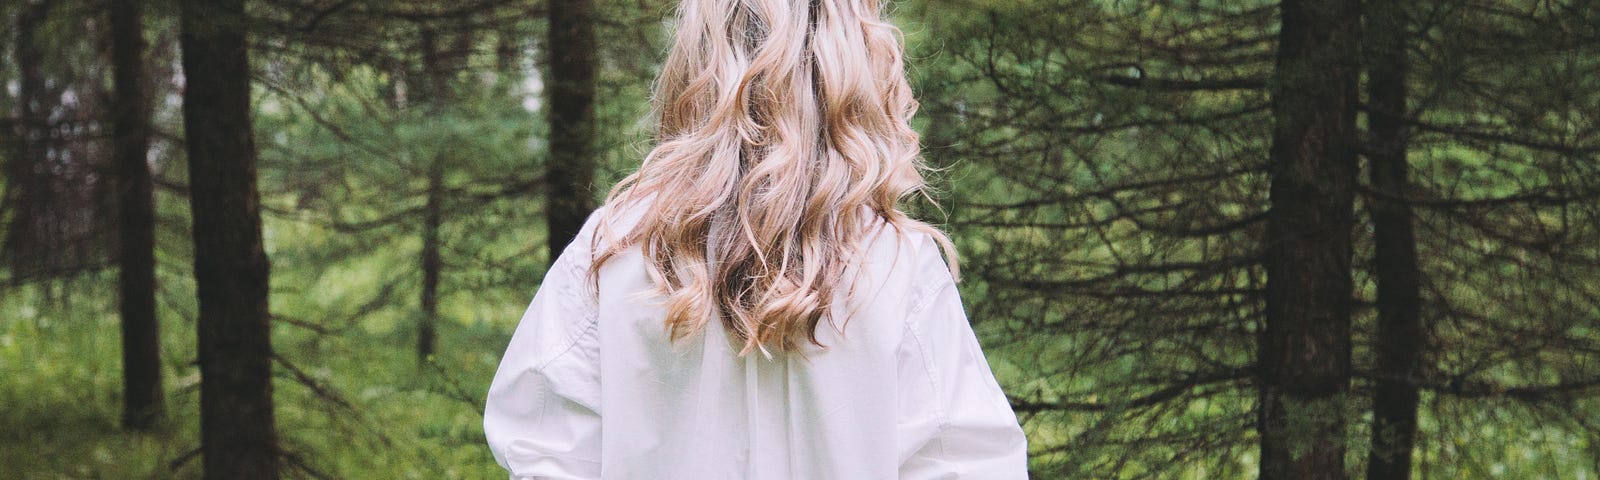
[1,0,1597,478]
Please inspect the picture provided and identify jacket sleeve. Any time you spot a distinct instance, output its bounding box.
[484,207,606,480]
[897,239,1030,479]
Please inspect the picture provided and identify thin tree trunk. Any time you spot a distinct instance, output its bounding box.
[178,0,281,476]
[1364,2,1423,478]
[111,0,164,431]
[415,27,449,363]
[1258,0,1361,478]
[0,12,12,222]
[419,163,442,361]
[5,0,55,276]
[496,32,522,80]
[544,0,598,262]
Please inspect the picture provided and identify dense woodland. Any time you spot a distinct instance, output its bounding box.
[2,0,1597,478]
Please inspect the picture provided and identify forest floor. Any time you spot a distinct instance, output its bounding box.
[0,276,506,479]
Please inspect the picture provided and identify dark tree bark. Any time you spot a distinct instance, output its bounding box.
[418,163,443,362]
[7,0,124,280]
[178,0,281,477]
[5,0,58,277]
[110,0,165,431]
[1363,2,1423,478]
[495,32,522,76]
[1257,0,1361,478]
[415,27,449,362]
[544,0,598,262]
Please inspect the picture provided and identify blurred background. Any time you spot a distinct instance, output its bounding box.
[2,0,1598,478]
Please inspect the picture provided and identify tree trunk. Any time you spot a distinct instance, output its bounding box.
[178,0,281,477]
[5,0,56,278]
[415,27,450,363]
[1363,2,1423,478]
[418,163,442,362]
[496,32,523,80]
[111,0,165,431]
[1258,0,1361,478]
[544,0,598,262]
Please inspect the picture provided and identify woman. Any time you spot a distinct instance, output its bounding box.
[482,0,1028,477]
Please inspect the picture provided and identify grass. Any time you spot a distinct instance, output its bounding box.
[0,274,506,479]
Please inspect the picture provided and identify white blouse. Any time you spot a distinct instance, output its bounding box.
[484,201,1028,479]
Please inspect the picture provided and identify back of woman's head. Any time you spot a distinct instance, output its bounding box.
[588,0,958,357]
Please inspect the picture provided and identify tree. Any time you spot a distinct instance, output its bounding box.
[1257,0,1361,477]
[544,0,598,260]
[910,0,1600,477]
[4,0,114,282]
[910,1,1276,476]
[1362,0,1423,477]
[179,0,281,476]
[1371,1,1600,477]
[110,0,165,431]
[414,23,471,362]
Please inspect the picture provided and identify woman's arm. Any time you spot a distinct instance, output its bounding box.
[897,238,1030,479]
[484,208,606,480]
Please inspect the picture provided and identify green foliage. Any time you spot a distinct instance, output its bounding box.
[0,275,510,479]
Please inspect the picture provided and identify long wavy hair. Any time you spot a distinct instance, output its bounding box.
[586,0,959,358]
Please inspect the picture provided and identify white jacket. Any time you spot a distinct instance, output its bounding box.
[484,200,1028,479]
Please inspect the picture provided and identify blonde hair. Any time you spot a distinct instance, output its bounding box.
[586,0,958,357]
